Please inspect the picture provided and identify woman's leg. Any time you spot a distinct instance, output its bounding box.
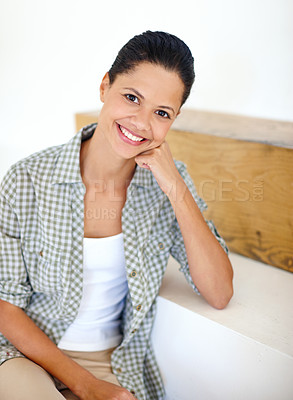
[0,357,65,400]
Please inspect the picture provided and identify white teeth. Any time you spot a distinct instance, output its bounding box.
[120,126,144,142]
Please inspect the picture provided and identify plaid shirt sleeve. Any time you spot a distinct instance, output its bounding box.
[0,165,33,308]
[170,161,229,294]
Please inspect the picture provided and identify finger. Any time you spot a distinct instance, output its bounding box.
[140,161,151,170]
[134,156,152,169]
[142,163,151,169]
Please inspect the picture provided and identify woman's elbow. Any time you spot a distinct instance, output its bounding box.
[211,284,234,310]
[213,260,234,309]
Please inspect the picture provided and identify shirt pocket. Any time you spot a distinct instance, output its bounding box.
[143,232,174,264]
[23,239,63,294]
[144,231,173,254]
[38,205,71,252]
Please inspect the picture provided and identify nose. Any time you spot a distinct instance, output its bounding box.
[131,108,151,132]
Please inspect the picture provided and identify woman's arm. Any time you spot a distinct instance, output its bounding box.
[167,178,233,309]
[135,142,233,309]
[0,300,136,400]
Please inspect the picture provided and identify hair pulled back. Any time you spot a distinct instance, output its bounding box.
[108,31,195,107]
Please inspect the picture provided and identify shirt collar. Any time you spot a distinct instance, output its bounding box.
[50,124,94,185]
[50,123,154,188]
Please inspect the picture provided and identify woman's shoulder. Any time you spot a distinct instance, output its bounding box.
[3,142,63,177]
[0,143,64,202]
[16,142,63,169]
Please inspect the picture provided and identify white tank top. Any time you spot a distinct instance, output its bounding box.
[58,233,128,351]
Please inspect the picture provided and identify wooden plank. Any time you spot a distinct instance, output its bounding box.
[167,129,293,273]
[172,109,293,149]
[75,111,293,272]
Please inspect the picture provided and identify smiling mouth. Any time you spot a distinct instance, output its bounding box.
[118,124,147,143]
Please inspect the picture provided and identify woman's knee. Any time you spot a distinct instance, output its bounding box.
[0,357,64,400]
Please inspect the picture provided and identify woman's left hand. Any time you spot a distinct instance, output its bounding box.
[135,141,185,199]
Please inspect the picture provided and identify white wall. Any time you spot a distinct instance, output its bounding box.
[0,0,292,173]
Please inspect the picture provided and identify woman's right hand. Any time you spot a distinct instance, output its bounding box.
[76,375,137,400]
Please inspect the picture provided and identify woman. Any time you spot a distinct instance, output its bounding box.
[0,31,233,400]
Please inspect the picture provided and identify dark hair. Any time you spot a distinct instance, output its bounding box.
[108,31,195,107]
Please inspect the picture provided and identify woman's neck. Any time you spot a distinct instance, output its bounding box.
[80,125,136,190]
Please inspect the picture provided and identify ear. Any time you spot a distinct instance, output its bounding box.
[100,72,110,103]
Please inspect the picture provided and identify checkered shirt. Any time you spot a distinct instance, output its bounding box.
[0,123,228,399]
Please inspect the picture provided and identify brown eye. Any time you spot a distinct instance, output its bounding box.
[125,94,139,104]
[156,110,170,119]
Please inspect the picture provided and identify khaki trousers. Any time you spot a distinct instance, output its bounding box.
[0,347,120,400]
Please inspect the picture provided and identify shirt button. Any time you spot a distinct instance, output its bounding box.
[39,250,43,257]
[116,367,122,374]
[136,304,142,311]
[131,329,137,334]
[130,390,136,395]
[158,242,165,250]
[130,270,137,278]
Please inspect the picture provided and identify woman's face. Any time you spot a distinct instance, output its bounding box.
[97,62,185,160]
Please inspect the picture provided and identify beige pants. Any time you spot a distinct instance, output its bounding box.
[0,347,121,400]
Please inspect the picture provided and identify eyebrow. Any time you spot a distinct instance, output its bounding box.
[123,87,176,115]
